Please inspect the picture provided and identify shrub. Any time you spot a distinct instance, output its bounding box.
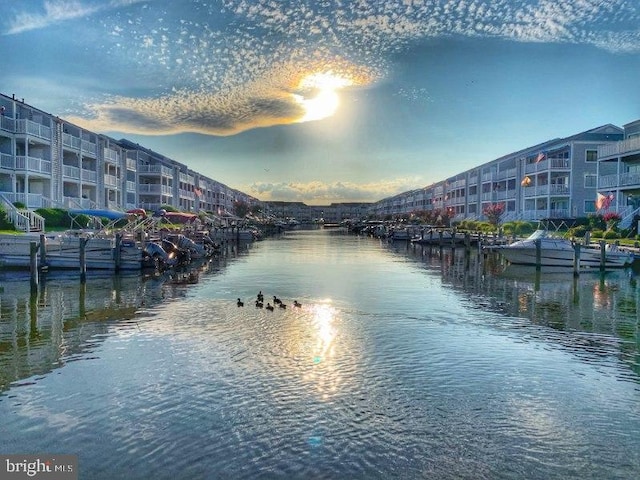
[0,205,16,230]
[591,229,604,239]
[35,208,71,228]
[603,230,620,239]
[568,225,587,238]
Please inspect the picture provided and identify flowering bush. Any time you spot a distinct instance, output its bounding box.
[602,212,621,231]
[483,202,505,227]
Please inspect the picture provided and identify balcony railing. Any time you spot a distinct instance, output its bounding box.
[62,133,81,149]
[80,140,96,156]
[599,172,640,189]
[598,136,640,159]
[103,148,119,164]
[15,156,52,174]
[0,116,16,132]
[126,158,137,170]
[126,180,136,192]
[81,169,98,183]
[15,119,52,140]
[139,164,174,176]
[63,165,80,179]
[104,174,119,188]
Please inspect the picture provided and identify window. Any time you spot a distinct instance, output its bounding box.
[584,174,597,188]
[585,200,596,214]
[586,150,598,162]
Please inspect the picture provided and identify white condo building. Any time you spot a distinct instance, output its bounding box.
[0,93,258,223]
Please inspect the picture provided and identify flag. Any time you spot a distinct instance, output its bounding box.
[521,176,531,187]
[596,192,614,210]
[535,152,546,163]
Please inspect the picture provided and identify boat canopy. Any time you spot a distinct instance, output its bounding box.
[68,209,128,220]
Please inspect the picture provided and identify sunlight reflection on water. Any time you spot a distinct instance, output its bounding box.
[1,230,639,479]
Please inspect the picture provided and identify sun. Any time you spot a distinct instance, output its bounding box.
[295,72,353,123]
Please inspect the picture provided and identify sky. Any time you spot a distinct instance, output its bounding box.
[1,0,639,205]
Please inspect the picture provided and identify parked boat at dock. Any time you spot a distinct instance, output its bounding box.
[494,230,634,268]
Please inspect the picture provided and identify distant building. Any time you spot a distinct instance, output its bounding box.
[372,124,630,225]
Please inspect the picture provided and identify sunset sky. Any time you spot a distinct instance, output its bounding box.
[1,0,639,205]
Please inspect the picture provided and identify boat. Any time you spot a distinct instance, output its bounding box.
[495,230,634,269]
[411,228,467,245]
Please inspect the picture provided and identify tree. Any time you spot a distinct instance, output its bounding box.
[233,200,249,218]
[483,202,505,227]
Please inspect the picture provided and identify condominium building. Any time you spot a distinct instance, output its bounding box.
[372,123,630,223]
[0,93,258,218]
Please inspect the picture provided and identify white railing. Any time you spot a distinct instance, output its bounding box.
[126,158,137,170]
[104,174,119,188]
[14,156,52,174]
[15,119,52,140]
[599,172,640,189]
[103,148,119,163]
[62,133,81,149]
[81,140,97,155]
[0,116,15,131]
[598,136,640,158]
[81,169,98,182]
[63,165,80,179]
[0,192,45,232]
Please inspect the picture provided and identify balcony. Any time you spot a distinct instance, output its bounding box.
[62,133,81,149]
[1,116,16,132]
[12,156,53,175]
[63,165,80,179]
[15,119,52,140]
[104,174,119,188]
[81,140,97,156]
[599,172,640,189]
[139,164,174,176]
[126,158,137,170]
[598,136,640,159]
[103,148,119,164]
[81,169,98,183]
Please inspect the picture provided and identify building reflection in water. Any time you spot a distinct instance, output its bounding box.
[397,243,640,380]
[0,257,228,392]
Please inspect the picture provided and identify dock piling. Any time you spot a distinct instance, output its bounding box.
[29,241,39,292]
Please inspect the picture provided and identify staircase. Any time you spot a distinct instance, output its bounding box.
[0,193,46,232]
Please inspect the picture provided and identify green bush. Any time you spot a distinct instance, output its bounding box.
[603,230,620,239]
[35,208,71,228]
[0,205,16,230]
[568,225,587,238]
[591,229,604,239]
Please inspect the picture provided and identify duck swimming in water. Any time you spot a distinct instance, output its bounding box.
[265,303,274,311]
[237,298,244,307]
[293,300,302,308]
[255,300,263,308]
[273,296,282,305]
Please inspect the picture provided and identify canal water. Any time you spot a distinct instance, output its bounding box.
[1,228,639,479]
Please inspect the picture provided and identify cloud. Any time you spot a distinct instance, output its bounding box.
[15,0,639,135]
[67,57,376,135]
[4,0,146,35]
[248,177,426,205]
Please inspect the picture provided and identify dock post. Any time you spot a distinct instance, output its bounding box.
[535,238,542,272]
[39,233,47,271]
[79,237,88,283]
[573,243,581,276]
[599,241,606,272]
[29,241,39,292]
[114,232,122,272]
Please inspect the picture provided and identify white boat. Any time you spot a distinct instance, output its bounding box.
[495,230,634,269]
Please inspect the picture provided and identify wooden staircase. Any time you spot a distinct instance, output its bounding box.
[0,193,46,233]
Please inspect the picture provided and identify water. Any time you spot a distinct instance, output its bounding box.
[1,229,639,479]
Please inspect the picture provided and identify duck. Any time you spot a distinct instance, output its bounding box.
[265,303,274,311]
[255,300,263,308]
[293,300,302,308]
[273,296,282,305]
[237,298,244,307]
[257,291,264,302]
[279,303,287,309]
